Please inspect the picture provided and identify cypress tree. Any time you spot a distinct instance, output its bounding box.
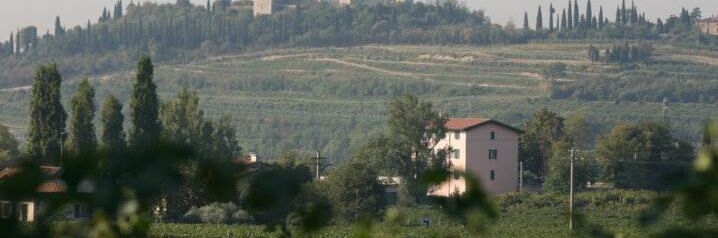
[523,12,530,30]
[573,0,579,29]
[586,0,593,29]
[101,95,125,154]
[536,6,543,31]
[622,0,627,25]
[656,18,664,33]
[592,17,597,30]
[129,56,161,148]
[631,2,638,24]
[549,4,555,32]
[113,1,123,19]
[568,1,573,30]
[67,80,97,155]
[206,0,211,12]
[561,9,567,31]
[54,16,65,36]
[598,7,604,29]
[86,20,93,49]
[15,30,20,54]
[27,64,66,165]
[8,33,13,56]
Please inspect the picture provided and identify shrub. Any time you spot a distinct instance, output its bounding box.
[183,202,252,224]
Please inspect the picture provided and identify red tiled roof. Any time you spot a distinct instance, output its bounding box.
[445,118,522,133]
[36,180,67,193]
[702,16,718,22]
[0,166,68,193]
[0,166,61,180]
[445,118,491,130]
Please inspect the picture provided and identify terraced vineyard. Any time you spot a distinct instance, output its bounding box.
[1,43,717,161]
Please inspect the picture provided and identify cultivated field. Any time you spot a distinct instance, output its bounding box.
[1,43,717,160]
[148,190,715,238]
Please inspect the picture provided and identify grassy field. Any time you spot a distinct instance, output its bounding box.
[1,43,717,161]
[148,190,715,238]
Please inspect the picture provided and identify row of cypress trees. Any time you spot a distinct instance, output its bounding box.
[26,56,160,165]
[524,0,651,32]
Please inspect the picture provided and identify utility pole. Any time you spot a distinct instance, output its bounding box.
[569,148,577,230]
[519,161,524,192]
[315,151,321,181]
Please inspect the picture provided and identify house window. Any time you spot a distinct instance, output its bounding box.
[74,204,89,218]
[20,204,28,222]
[453,149,460,159]
[1,203,10,218]
[489,149,498,160]
[490,170,496,181]
[490,131,496,140]
[454,132,460,140]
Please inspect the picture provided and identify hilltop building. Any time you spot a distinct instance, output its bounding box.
[229,0,254,13]
[338,0,404,6]
[253,0,296,16]
[698,16,718,35]
[429,118,521,196]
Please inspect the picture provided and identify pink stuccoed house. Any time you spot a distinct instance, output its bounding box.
[430,118,522,196]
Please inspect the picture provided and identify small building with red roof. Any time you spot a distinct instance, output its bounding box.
[0,166,92,222]
[429,118,521,196]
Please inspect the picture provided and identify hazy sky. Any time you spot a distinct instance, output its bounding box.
[1,0,716,40]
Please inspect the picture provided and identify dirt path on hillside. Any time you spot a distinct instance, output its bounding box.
[314,58,429,79]
[519,72,576,82]
[0,86,32,92]
[656,54,718,66]
[349,57,472,68]
[262,53,317,61]
[313,57,526,89]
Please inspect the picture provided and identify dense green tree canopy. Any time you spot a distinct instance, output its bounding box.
[597,122,694,190]
[26,63,66,165]
[325,159,384,223]
[129,56,162,148]
[100,95,125,154]
[519,108,565,178]
[67,79,97,155]
[0,123,19,162]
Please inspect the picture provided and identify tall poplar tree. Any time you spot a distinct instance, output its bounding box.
[27,64,66,165]
[67,80,97,155]
[101,95,125,154]
[129,56,161,148]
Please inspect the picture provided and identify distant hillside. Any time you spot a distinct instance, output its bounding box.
[1,0,715,89]
[1,43,716,161]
